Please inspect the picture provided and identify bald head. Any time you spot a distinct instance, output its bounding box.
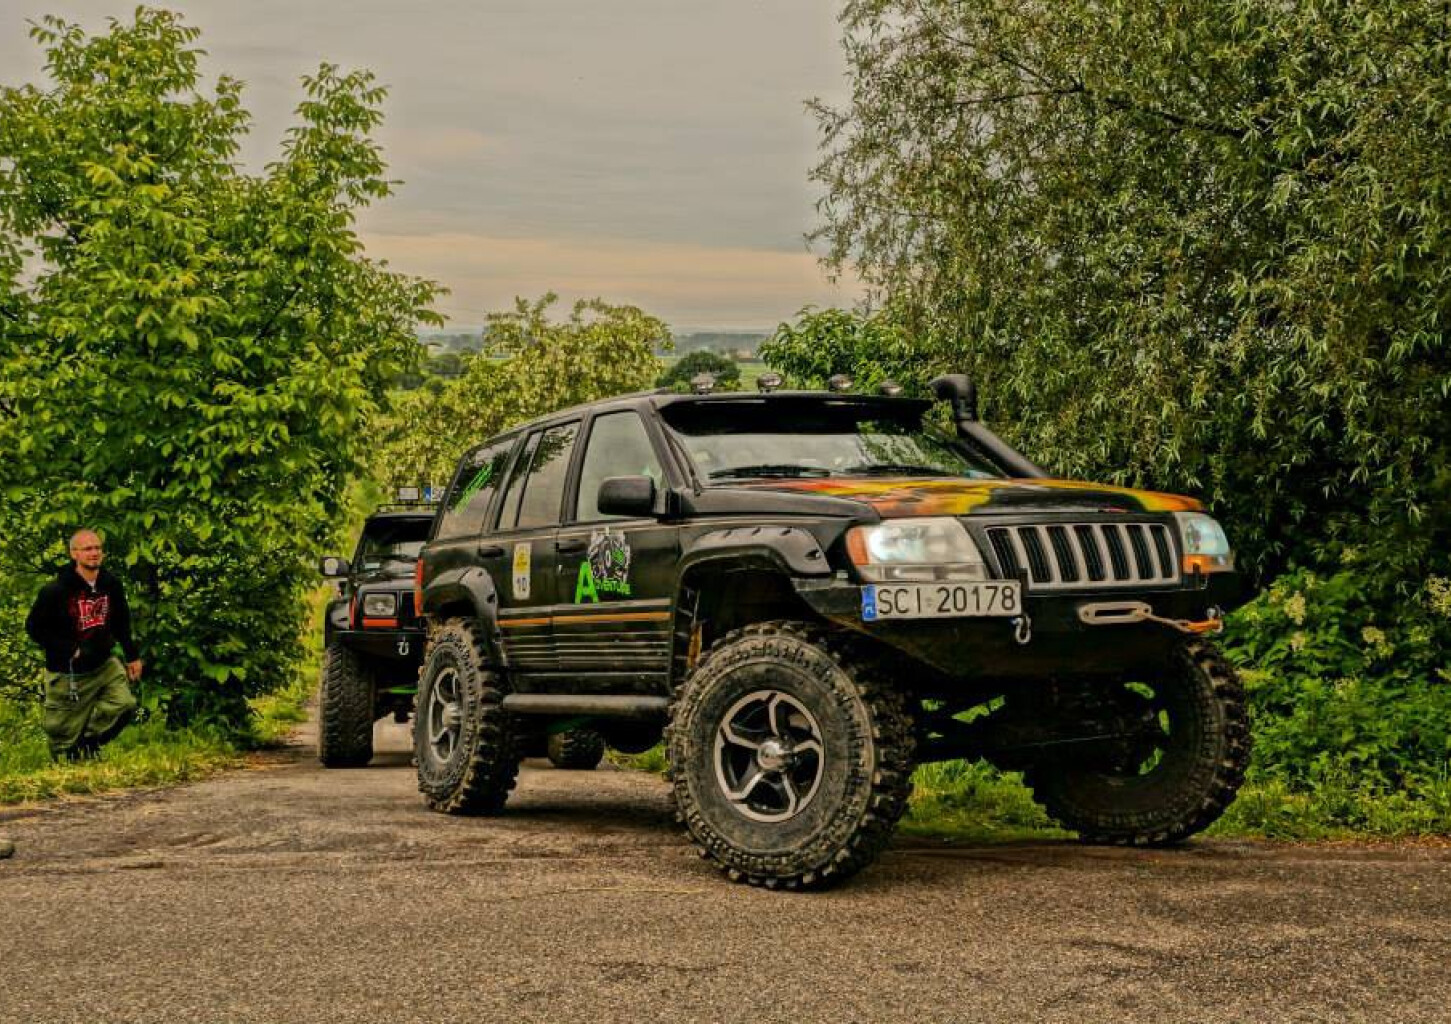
[69,530,104,575]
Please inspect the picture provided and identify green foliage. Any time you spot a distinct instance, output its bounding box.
[1221,567,1451,796]
[762,306,926,392]
[373,294,668,490]
[902,760,1066,842]
[809,0,1451,582]
[657,349,741,391]
[0,9,439,727]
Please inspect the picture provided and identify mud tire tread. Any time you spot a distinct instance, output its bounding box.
[547,729,607,770]
[1025,639,1251,846]
[318,641,375,768]
[414,618,520,815]
[665,620,915,891]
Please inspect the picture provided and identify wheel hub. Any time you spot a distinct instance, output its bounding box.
[713,690,825,824]
[756,737,795,772]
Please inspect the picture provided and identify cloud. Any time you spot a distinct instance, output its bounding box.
[364,230,862,331]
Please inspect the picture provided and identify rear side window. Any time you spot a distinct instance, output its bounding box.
[502,422,580,530]
[437,440,514,539]
[574,412,663,521]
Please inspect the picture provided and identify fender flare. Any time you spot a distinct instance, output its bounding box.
[421,565,504,662]
[677,525,835,582]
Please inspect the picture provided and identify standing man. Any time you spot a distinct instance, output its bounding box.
[24,530,141,760]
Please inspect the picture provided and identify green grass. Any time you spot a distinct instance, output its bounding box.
[901,760,1069,843]
[0,702,242,804]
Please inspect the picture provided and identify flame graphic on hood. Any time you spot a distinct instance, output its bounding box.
[734,476,1202,517]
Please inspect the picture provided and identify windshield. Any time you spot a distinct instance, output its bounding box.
[660,401,1002,482]
[357,518,432,571]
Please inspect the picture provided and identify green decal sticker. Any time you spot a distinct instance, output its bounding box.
[575,561,600,604]
[575,528,632,602]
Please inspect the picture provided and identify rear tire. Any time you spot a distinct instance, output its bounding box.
[318,641,375,768]
[667,621,915,890]
[547,728,606,770]
[1026,639,1250,845]
[414,618,519,814]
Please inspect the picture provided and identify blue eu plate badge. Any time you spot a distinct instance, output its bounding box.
[861,584,878,621]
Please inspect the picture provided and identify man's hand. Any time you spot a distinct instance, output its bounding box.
[126,659,143,683]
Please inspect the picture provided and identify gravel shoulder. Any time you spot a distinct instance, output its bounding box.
[0,719,1447,1024]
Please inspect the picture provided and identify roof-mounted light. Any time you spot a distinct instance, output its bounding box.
[827,373,854,394]
[690,372,717,395]
[877,380,903,397]
[756,372,783,393]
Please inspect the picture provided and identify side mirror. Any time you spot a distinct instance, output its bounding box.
[319,556,350,578]
[597,475,657,518]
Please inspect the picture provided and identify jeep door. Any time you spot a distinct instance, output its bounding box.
[551,409,679,695]
[490,421,582,682]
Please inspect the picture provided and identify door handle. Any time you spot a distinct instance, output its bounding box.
[555,538,586,554]
[477,543,504,558]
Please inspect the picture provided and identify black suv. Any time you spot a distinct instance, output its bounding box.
[318,504,436,767]
[414,375,1250,889]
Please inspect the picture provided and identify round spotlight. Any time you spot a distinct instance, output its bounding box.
[827,374,854,393]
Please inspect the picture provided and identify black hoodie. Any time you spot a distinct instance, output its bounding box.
[25,565,139,675]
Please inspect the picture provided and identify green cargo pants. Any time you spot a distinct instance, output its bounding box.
[42,657,138,760]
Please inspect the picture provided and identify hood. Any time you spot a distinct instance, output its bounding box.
[355,563,417,587]
[734,476,1203,517]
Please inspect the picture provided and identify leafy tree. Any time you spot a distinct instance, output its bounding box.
[761,306,923,392]
[373,294,669,491]
[0,9,439,725]
[808,0,1451,582]
[657,349,742,391]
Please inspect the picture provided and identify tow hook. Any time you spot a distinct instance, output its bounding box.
[1011,614,1033,645]
[1077,601,1223,635]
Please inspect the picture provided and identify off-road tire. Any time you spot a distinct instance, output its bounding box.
[414,618,520,815]
[1025,639,1250,845]
[666,621,915,890]
[318,641,375,768]
[547,728,606,770]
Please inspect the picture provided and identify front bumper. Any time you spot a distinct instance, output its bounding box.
[793,572,1245,680]
[329,628,425,666]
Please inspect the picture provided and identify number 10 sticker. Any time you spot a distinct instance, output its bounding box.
[512,543,531,600]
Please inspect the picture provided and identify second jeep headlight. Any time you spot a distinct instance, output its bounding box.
[362,593,398,618]
[846,517,988,582]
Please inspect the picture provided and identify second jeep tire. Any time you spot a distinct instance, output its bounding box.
[318,641,375,768]
[547,728,607,770]
[414,618,520,815]
[666,621,915,890]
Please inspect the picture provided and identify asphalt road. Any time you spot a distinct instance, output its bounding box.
[1,719,1447,1024]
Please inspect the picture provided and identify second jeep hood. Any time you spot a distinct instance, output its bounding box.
[734,476,1203,517]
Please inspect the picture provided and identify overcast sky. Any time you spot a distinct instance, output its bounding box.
[1,1,862,331]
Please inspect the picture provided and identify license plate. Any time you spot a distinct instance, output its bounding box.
[861,582,1022,621]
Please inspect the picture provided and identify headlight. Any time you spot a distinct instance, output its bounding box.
[1174,512,1234,574]
[845,517,988,582]
[362,593,398,618]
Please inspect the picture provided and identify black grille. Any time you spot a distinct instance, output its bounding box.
[985,521,1179,591]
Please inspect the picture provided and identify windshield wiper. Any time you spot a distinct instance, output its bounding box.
[839,463,953,477]
[709,464,832,480]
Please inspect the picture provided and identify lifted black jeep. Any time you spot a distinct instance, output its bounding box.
[415,375,1250,889]
[318,504,436,767]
